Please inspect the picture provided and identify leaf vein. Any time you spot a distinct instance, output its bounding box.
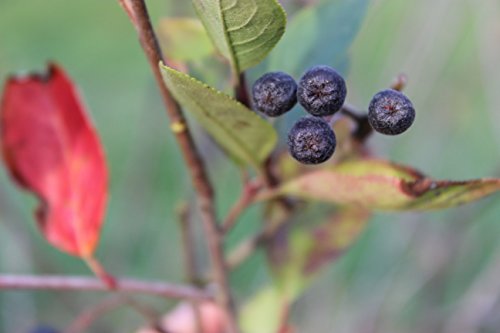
[221,0,238,12]
[236,34,275,56]
[231,19,273,46]
[226,5,258,32]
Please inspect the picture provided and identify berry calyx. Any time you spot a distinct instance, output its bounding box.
[252,72,297,117]
[368,89,415,135]
[288,116,336,165]
[297,65,347,116]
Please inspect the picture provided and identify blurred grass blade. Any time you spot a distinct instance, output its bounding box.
[268,0,370,77]
[157,17,215,62]
[192,0,286,73]
[266,159,500,211]
[160,63,277,168]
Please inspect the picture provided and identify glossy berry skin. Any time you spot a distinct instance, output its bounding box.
[288,116,336,164]
[297,65,347,116]
[368,89,415,135]
[252,72,297,117]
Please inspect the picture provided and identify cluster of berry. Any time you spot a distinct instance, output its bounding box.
[252,65,416,164]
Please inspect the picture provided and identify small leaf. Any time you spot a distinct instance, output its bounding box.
[0,64,108,257]
[272,207,371,298]
[157,17,215,62]
[160,63,277,168]
[267,159,500,211]
[192,0,286,73]
[302,207,371,274]
[268,0,370,77]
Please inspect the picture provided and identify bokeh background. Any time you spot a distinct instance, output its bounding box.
[1,0,500,332]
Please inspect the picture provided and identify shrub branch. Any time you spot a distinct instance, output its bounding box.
[117,1,240,332]
[0,274,211,301]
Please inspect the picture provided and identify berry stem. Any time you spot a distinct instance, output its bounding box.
[340,103,373,142]
[235,72,251,108]
[118,1,240,332]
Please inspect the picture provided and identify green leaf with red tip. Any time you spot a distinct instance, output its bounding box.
[266,159,500,211]
[0,64,108,257]
[160,63,277,168]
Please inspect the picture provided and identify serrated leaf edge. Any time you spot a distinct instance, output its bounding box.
[160,62,277,168]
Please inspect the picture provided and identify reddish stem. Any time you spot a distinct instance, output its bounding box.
[0,274,212,300]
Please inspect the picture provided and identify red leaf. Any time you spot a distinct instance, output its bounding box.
[1,63,108,257]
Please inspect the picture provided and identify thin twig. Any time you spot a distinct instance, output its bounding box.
[64,295,164,333]
[0,274,212,301]
[227,201,293,269]
[221,179,262,234]
[227,233,265,269]
[64,296,126,333]
[177,203,203,333]
[118,1,239,332]
[226,219,284,270]
[177,203,201,286]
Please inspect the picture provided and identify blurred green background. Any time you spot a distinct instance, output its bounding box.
[1,0,500,332]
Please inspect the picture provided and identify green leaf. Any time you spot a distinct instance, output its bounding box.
[157,18,215,62]
[192,0,286,73]
[265,159,500,211]
[160,63,277,168]
[268,0,370,77]
[240,286,289,333]
[241,208,370,332]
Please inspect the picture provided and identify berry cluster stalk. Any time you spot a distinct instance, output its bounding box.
[117,1,240,332]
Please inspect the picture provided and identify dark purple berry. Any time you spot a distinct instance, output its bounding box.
[297,65,347,116]
[368,89,415,135]
[252,72,297,117]
[288,116,336,164]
